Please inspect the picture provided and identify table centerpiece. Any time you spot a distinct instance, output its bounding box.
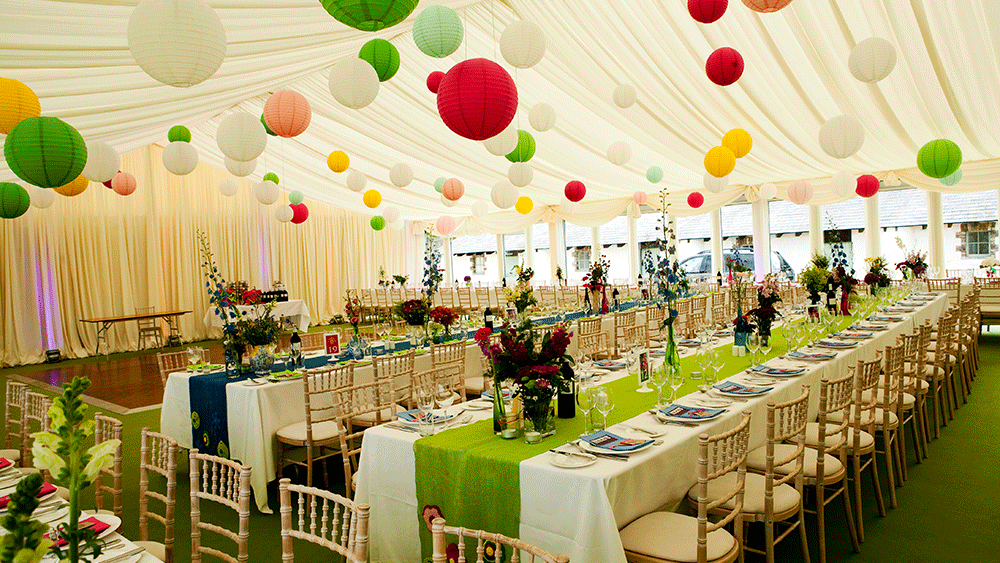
[800,253,831,320]
[505,264,537,316]
[864,256,892,296]
[746,274,782,345]
[729,265,754,349]
[429,306,458,342]
[396,298,430,346]
[896,249,928,280]
[582,255,611,314]
[344,293,365,357]
[831,265,859,316]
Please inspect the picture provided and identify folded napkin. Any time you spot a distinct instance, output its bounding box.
[48,516,111,547]
[677,339,701,347]
[480,389,512,401]
[849,324,888,331]
[713,381,773,395]
[751,365,805,375]
[0,482,56,509]
[787,350,837,361]
[659,404,725,420]
[815,339,858,348]
[883,306,915,313]
[869,315,904,322]
[395,409,451,424]
[713,329,733,337]
[593,359,627,369]
[834,331,873,339]
[0,458,11,471]
[579,430,653,452]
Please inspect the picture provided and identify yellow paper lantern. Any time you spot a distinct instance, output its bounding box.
[515,195,533,215]
[363,189,382,208]
[722,128,752,158]
[704,146,736,178]
[327,150,350,173]
[0,78,41,135]
[53,175,89,197]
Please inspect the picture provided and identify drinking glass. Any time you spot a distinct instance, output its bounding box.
[650,363,669,408]
[435,384,455,410]
[577,381,597,434]
[761,336,773,362]
[710,349,724,387]
[594,388,615,431]
[188,348,200,370]
[417,387,435,436]
[747,334,761,368]
[669,366,686,402]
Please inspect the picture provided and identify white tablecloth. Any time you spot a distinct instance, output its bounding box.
[202,299,312,333]
[354,295,948,563]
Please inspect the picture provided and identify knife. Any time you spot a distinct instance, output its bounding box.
[571,441,629,461]
[96,546,145,563]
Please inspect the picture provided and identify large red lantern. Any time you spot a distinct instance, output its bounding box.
[687,191,705,208]
[689,0,728,23]
[856,174,879,198]
[706,47,744,86]
[290,203,309,224]
[436,58,518,141]
[564,180,586,202]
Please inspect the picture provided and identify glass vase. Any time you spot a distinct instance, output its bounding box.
[522,397,554,440]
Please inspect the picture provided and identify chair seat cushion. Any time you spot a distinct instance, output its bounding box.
[861,389,916,408]
[276,420,341,445]
[352,403,406,426]
[896,371,932,392]
[463,376,489,395]
[804,422,874,451]
[0,449,20,463]
[747,444,844,481]
[133,541,166,562]
[926,351,959,363]
[826,406,898,427]
[687,471,801,516]
[620,511,736,563]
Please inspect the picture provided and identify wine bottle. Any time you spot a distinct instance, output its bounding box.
[717,271,723,288]
[583,289,592,314]
[484,307,494,332]
[612,287,620,311]
[289,331,302,368]
[557,379,575,419]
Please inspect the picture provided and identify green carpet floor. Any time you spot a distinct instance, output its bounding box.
[2,335,998,562]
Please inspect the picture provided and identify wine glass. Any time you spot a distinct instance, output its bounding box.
[710,349,724,387]
[188,348,200,371]
[594,388,615,431]
[650,363,669,408]
[747,333,761,368]
[417,386,435,436]
[761,336,773,363]
[669,366,686,402]
[577,381,597,434]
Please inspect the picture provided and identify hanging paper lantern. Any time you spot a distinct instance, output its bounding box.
[607,141,632,166]
[647,166,664,183]
[505,130,536,163]
[413,5,464,58]
[437,58,518,141]
[787,179,813,204]
[290,203,309,224]
[263,172,279,184]
[940,168,963,187]
[434,177,446,193]
[741,0,793,13]
[103,171,121,189]
[848,38,897,83]
[687,191,705,208]
[688,0,728,23]
[471,200,489,218]
[500,20,546,69]
[759,183,777,200]
[4,117,88,189]
[81,141,120,183]
[440,193,457,208]
[363,189,382,208]
[319,0,418,31]
[704,173,728,194]
[217,113,267,162]
[127,0,226,87]
[328,151,350,173]
[390,163,413,187]
[613,84,637,108]
[633,191,648,205]
[329,57,380,109]
[54,175,89,197]
[111,172,136,196]
[564,180,586,202]
[347,170,367,192]
[529,103,556,132]
[706,47,744,86]
[276,205,294,223]
[830,171,853,198]
[225,157,256,177]
[917,139,962,179]
[162,141,199,175]
[515,196,533,215]
[491,181,518,209]
[562,200,581,215]
[383,205,400,224]
[255,180,279,204]
[167,125,191,143]
[289,190,304,205]
[263,90,311,138]
[856,174,879,197]
[436,215,456,236]
[0,78,41,135]
[218,177,239,196]
[722,128,752,158]
[260,114,277,136]
[359,38,401,82]
[30,186,55,209]
[819,115,865,159]
[0,183,31,219]
[442,178,464,201]
[508,163,533,187]
[370,215,387,230]
[704,146,736,177]
[483,125,519,156]
[426,71,445,93]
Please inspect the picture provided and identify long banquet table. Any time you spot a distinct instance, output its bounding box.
[353,294,948,563]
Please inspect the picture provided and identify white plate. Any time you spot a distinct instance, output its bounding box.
[579,438,655,456]
[82,512,122,540]
[464,400,492,411]
[694,397,731,408]
[620,425,668,438]
[550,452,597,468]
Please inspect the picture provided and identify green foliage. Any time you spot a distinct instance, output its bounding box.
[0,474,51,563]
[810,252,830,270]
[800,265,830,298]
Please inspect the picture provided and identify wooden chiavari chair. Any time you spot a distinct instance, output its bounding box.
[432,339,480,396]
[494,287,510,309]
[189,450,251,563]
[298,332,326,352]
[537,286,557,309]
[612,310,637,357]
[883,332,927,464]
[20,391,51,468]
[2,381,27,463]
[926,277,961,306]
[577,318,610,361]
[899,322,932,459]
[685,309,707,339]
[94,414,123,518]
[405,288,420,301]
[370,351,415,412]
[925,310,957,435]
[333,379,396,497]
[136,306,163,349]
[974,277,1000,329]
[475,286,492,310]
[157,351,189,387]
[675,298,691,332]
[389,287,404,307]
[137,428,178,563]
[432,518,569,563]
[456,287,476,313]
[558,286,579,309]
[279,479,370,562]
[645,305,665,347]
[873,343,905,506]
[411,364,466,408]
[440,288,457,309]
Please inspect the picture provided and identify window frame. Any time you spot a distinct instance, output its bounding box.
[966,229,991,258]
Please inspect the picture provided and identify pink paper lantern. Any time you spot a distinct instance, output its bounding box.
[741,0,793,13]
[437,58,518,141]
[564,180,586,202]
[436,215,456,236]
[442,178,464,201]
[688,0,728,23]
[687,191,705,208]
[263,90,311,138]
[787,179,813,204]
[111,172,136,196]
[856,174,879,198]
[706,47,744,86]
[633,191,648,205]
[103,170,121,189]
[426,71,445,93]
[290,203,309,224]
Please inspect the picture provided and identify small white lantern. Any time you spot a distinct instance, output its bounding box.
[440,193,457,208]
[483,124,518,156]
[819,114,865,159]
[30,186,55,209]
[81,141,119,183]
[225,157,256,177]
[329,57,380,109]
[529,103,556,132]
[383,205,401,224]
[275,205,294,223]
[848,38,897,83]
[255,180,279,205]
[508,162,533,187]
[127,0,227,88]
[759,183,777,200]
[217,113,267,162]
[162,141,199,175]
[703,173,728,194]
[500,20,546,69]
[830,171,854,197]
[613,83,637,108]
[218,177,239,196]
[390,163,413,187]
[347,170,367,192]
[491,180,518,209]
[606,141,632,166]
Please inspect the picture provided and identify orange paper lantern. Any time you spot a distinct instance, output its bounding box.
[263,90,312,138]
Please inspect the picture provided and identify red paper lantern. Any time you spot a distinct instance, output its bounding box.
[263,90,311,138]
[426,71,445,93]
[706,47,744,86]
[436,58,518,141]
[564,180,586,202]
[689,0,728,23]
[856,174,879,198]
[741,0,793,13]
[687,191,705,208]
[111,172,136,196]
[103,170,121,189]
[290,203,309,224]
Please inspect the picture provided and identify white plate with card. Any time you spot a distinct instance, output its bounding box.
[550,452,597,469]
[694,397,731,408]
[464,400,492,411]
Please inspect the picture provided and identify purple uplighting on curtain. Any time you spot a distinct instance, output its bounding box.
[34,242,63,350]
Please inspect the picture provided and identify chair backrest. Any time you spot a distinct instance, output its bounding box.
[685,309,706,338]
[298,332,326,352]
[475,287,492,309]
[815,371,854,485]
[136,306,158,330]
[621,325,647,352]
[389,287,404,305]
[94,414,123,518]
[457,287,474,310]
[645,304,665,331]
[359,289,374,307]
[694,412,751,563]
[675,298,691,317]
[537,286,557,309]
[157,351,189,386]
[21,392,51,466]
[4,381,27,451]
[189,450,252,563]
[690,295,708,315]
[302,364,355,448]
[710,291,726,307]
[576,317,602,336]
[431,340,467,371]
[440,288,456,307]
[933,310,956,360]
[881,343,905,422]
[926,278,961,305]
[279,478,370,563]
[333,379,396,496]
[558,287,578,308]
[850,353,884,438]
[431,517,570,563]
[494,287,509,308]
[764,386,810,514]
[375,288,389,308]
[373,351,415,400]
[898,332,920,365]
[140,428,178,563]
[612,310,637,353]
[412,364,466,405]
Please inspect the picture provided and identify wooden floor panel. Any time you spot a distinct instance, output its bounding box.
[14,354,167,412]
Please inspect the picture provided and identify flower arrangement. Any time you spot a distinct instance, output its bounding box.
[980,257,999,277]
[746,274,782,335]
[377,266,390,288]
[505,264,537,314]
[0,473,51,563]
[463,275,472,286]
[864,256,892,288]
[241,289,262,305]
[555,265,564,285]
[344,294,362,339]
[423,233,443,300]
[830,265,858,315]
[724,253,751,274]
[392,274,409,288]
[896,250,928,279]
[429,306,458,331]
[731,271,755,333]
[395,298,429,326]
[800,253,831,301]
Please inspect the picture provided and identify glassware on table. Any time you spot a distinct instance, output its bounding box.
[761,336,773,362]
[594,388,615,431]
[669,365,686,402]
[417,387,435,437]
[188,348,200,370]
[709,349,724,387]
[576,381,597,434]
[747,333,762,367]
[650,363,669,409]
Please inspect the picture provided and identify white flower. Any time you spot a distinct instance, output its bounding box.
[30,432,66,476]
[82,439,121,483]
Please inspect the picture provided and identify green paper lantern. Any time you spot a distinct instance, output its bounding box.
[413,5,463,58]
[371,215,387,230]
[434,177,446,193]
[647,166,663,183]
[263,172,279,184]
[0,183,30,219]
[4,116,87,189]
[289,190,304,205]
[939,168,963,187]
[261,114,277,136]
[917,139,962,179]
[359,38,401,82]
[320,0,419,32]
[167,125,191,143]
[505,130,536,163]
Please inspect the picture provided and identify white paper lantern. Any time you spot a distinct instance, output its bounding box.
[508,162,533,187]
[383,205,401,224]
[787,180,813,205]
[848,38,897,83]
[613,84,637,108]
[703,173,728,194]
[436,215,456,237]
[275,204,294,223]
[81,141,120,183]
[162,141,199,175]
[471,200,489,218]
[30,186,54,209]
[830,171,854,197]
[255,180,279,205]
[127,0,226,88]
[499,20,546,69]
[225,157,256,177]
[759,183,777,200]
[819,115,865,159]
[561,200,580,215]
[606,141,632,166]
[390,163,413,187]
[218,177,238,196]
[329,57,380,109]
[528,103,556,132]
[347,170,367,192]
[440,193,457,208]
[217,113,267,162]
[491,180,518,209]
[483,124,518,156]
